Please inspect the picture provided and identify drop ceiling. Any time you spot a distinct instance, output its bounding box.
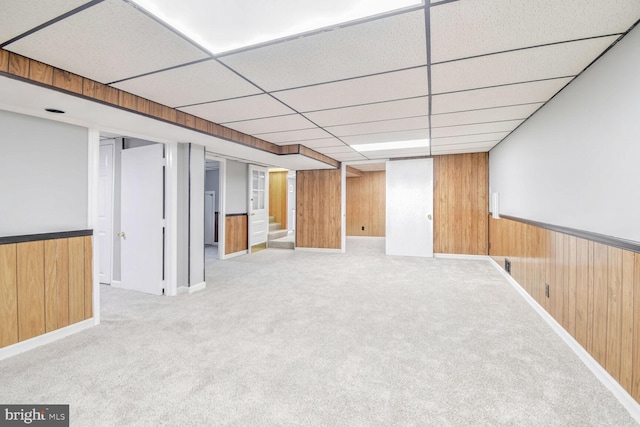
[1,0,639,169]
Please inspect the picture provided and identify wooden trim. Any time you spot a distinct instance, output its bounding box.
[225,213,248,217]
[345,166,363,177]
[0,49,340,169]
[0,229,93,245]
[0,244,18,347]
[500,214,640,254]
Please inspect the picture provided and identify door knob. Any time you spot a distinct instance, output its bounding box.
[427,214,432,220]
[118,231,126,238]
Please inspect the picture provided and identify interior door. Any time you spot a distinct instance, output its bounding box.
[119,144,164,295]
[385,158,433,257]
[98,143,114,284]
[204,191,215,245]
[248,165,269,252]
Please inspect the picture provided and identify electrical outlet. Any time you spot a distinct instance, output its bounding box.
[545,283,550,298]
[505,259,511,275]
[361,226,365,230]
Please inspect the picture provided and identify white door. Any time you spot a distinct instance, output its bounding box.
[119,144,164,295]
[386,158,433,257]
[98,143,114,284]
[204,191,215,245]
[248,165,269,252]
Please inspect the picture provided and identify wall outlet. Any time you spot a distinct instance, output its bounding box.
[361,226,365,230]
[505,259,511,275]
[545,283,550,298]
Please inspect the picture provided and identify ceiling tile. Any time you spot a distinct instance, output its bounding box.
[220,10,426,91]
[227,114,315,135]
[305,97,429,127]
[432,142,497,155]
[327,116,429,137]
[179,94,295,124]
[431,133,509,146]
[342,129,429,145]
[4,0,209,83]
[0,0,89,44]
[316,146,360,154]
[258,128,333,144]
[365,147,432,159]
[432,36,618,94]
[330,152,368,161]
[431,120,523,138]
[431,0,640,62]
[273,67,428,112]
[431,77,572,114]
[431,103,543,127]
[113,60,260,107]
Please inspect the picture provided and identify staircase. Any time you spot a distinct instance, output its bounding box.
[268,216,295,249]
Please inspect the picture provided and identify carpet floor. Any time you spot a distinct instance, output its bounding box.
[0,239,635,426]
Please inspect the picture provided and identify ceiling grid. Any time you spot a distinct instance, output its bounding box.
[1,0,639,168]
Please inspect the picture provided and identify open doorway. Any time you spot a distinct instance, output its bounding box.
[204,159,221,261]
[267,168,295,250]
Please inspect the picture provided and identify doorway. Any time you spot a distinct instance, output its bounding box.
[204,159,221,261]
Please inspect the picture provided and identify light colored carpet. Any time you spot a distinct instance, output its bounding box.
[0,239,635,426]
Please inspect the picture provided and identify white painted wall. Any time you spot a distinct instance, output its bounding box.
[0,109,88,236]
[226,160,248,214]
[489,26,640,243]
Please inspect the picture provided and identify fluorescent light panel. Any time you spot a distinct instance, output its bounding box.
[351,139,430,152]
[131,0,422,54]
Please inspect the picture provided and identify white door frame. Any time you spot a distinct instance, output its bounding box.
[98,140,115,285]
[248,164,269,253]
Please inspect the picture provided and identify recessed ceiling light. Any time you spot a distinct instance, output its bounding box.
[351,139,430,152]
[45,108,65,114]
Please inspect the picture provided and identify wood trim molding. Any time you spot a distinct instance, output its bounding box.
[0,49,340,169]
[0,230,93,245]
[499,214,640,254]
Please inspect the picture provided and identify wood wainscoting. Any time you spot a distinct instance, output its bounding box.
[225,214,248,255]
[297,169,341,249]
[0,233,93,349]
[489,216,640,402]
[346,171,385,237]
[269,171,288,228]
[434,153,488,255]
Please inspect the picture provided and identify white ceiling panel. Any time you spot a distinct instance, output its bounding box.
[342,129,429,145]
[432,143,496,155]
[327,116,429,137]
[259,128,333,144]
[228,114,316,135]
[330,152,368,161]
[0,0,90,44]
[432,36,618,94]
[220,10,426,91]
[431,0,640,62]
[179,94,295,124]
[432,77,572,114]
[305,97,428,127]
[431,133,510,146]
[298,138,346,148]
[5,0,209,83]
[431,103,543,127]
[364,147,432,159]
[316,146,360,154]
[273,67,428,113]
[113,60,260,107]
[431,120,523,138]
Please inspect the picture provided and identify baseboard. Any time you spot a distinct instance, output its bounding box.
[0,319,94,362]
[295,247,342,253]
[346,236,385,240]
[223,250,247,259]
[177,281,206,294]
[488,258,640,423]
[435,253,491,260]
[111,280,122,288]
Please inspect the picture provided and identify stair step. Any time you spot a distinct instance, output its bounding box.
[268,229,288,240]
[269,222,282,232]
[268,216,275,224]
[268,239,295,250]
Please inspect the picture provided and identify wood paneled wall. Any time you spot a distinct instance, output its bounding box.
[346,171,385,237]
[269,171,287,227]
[434,153,488,255]
[0,236,93,349]
[297,170,342,249]
[0,48,339,168]
[225,215,248,255]
[489,216,640,402]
